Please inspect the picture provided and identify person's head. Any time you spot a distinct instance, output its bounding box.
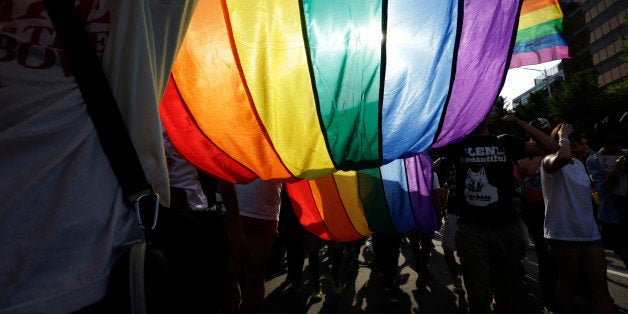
[480,109,494,128]
[470,113,492,136]
[574,133,591,161]
[595,117,625,151]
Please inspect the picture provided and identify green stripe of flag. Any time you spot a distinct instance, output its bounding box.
[302,0,382,170]
[516,18,563,44]
[358,168,397,234]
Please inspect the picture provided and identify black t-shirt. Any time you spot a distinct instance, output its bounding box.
[443,134,525,227]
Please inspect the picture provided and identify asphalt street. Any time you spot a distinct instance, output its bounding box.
[263,231,628,314]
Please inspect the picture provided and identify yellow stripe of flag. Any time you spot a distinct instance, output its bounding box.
[518,4,563,30]
[225,0,335,179]
[333,171,373,236]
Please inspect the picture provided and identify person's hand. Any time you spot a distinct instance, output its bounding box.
[558,123,574,140]
[500,115,521,127]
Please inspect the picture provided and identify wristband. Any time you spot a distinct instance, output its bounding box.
[559,138,570,144]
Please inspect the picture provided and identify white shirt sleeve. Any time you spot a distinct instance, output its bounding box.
[432,172,441,189]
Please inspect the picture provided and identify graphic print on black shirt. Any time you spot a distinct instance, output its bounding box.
[464,167,498,206]
[445,135,525,227]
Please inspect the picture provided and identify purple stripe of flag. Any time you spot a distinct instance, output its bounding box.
[405,152,439,233]
[510,46,568,68]
[433,0,521,147]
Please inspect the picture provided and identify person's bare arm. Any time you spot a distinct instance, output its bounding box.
[501,115,559,156]
[601,154,628,192]
[542,123,573,174]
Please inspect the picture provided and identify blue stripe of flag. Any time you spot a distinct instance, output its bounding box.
[513,33,567,54]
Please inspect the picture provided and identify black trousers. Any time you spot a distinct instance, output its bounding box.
[372,233,401,288]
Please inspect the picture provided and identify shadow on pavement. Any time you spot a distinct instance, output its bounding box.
[263,234,628,314]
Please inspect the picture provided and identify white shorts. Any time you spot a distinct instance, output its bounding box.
[441,213,458,251]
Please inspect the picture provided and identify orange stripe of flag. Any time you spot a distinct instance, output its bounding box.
[520,0,559,16]
[172,0,294,181]
[310,177,363,242]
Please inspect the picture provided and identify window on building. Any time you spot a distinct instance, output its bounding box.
[611,67,620,81]
[609,16,619,30]
[596,2,605,16]
[604,71,613,84]
[606,44,615,57]
[593,52,601,65]
[591,6,599,19]
[595,27,603,41]
[620,63,628,78]
[601,21,610,35]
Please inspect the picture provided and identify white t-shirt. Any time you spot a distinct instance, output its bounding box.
[541,158,601,241]
[0,1,197,313]
[236,179,283,221]
[433,172,441,189]
[164,129,208,211]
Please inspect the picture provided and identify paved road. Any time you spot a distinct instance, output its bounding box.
[263,231,628,314]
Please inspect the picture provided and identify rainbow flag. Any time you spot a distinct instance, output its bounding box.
[287,153,438,241]
[161,0,522,182]
[510,0,569,68]
[160,0,523,240]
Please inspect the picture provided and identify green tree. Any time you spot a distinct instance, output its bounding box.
[547,70,606,138]
[513,89,553,125]
[604,78,628,115]
[489,96,516,136]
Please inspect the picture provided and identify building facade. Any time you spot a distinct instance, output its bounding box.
[511,63,566,108]
[561,0,628,87]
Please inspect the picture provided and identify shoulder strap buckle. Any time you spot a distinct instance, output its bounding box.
[129,187,160,230]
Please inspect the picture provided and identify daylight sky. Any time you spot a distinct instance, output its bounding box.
[500,60,562,109]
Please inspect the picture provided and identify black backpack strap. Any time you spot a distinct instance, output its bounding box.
[43,0,159,228]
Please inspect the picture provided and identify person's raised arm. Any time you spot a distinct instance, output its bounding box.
[603,154,627,190]
[542,123,573,174]
[501,115,559,156]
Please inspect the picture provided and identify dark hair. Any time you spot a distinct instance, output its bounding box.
[595,117,623,137]
[595,117,625,146]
